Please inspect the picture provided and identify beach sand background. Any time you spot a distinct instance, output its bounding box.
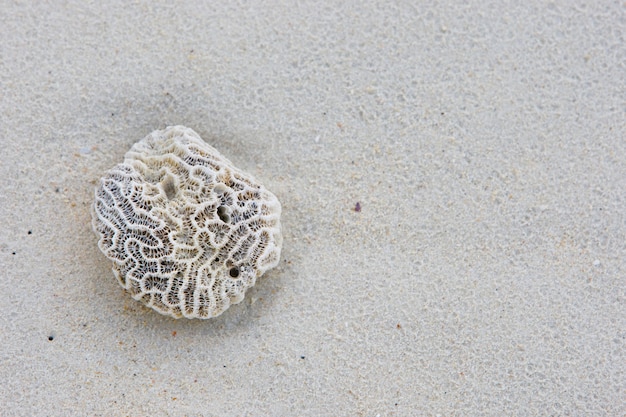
[1,1,624,415]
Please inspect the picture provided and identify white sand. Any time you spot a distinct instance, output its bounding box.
[1,1,624,415]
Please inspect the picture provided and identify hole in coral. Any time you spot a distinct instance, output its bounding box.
[161,176,177,200]
[213,183,227,194]
[217,205,231,223]
[229,267,240,278]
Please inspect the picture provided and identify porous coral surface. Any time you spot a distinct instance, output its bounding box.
[92,126,282,319]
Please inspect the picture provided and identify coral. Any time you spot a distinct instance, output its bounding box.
[91,126,282,319]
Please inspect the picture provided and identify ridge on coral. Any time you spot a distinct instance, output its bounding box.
[92,126,282,319]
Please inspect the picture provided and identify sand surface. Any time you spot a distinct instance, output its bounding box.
[1,2,624,416]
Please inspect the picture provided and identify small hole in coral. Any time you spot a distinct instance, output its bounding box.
[213,184,227,194]
[229,267,240,278]
[48,335,54,341]
[162,176,177,200]
[217,205,231,223]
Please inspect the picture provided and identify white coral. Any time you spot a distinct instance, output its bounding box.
[91,126,282,319]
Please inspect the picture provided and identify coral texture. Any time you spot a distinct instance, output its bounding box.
[92,126,282,319]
